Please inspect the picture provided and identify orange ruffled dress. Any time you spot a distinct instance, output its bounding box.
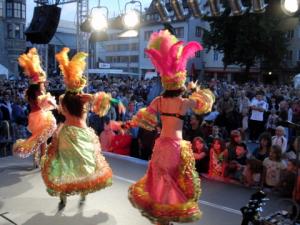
[13,93,57,158]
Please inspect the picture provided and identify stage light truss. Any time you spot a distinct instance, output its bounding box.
[154,0,269,19]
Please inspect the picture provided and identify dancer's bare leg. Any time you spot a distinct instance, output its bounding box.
[58,193,66,210]
[79,192,86,207]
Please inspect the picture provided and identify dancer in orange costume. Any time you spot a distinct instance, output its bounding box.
[13,48,57,168]
[41,48,124,210]
[127,30,215,225]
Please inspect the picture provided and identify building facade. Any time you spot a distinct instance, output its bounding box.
[95,30,140,76]
[0,0,26,76]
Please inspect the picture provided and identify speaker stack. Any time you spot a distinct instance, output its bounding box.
[25,5,61,44]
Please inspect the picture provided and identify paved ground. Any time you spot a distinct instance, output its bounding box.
[0,153,294,225]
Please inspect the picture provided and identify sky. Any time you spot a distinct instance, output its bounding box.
[26,0,153,24]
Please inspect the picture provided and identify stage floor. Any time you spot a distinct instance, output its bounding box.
[0,153,285,225]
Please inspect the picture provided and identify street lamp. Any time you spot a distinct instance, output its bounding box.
[281,0,300,15]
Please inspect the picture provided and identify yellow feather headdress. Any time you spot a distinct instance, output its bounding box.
[55,47,88,93]
[18,48,46,84]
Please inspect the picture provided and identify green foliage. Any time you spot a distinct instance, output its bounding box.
[203,0,289,72]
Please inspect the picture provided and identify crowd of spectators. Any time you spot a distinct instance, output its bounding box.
[1,75,300,200]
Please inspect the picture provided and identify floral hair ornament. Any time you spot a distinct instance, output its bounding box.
[56,47,88,93]
[18,48,46,84]
[145,30,203,90]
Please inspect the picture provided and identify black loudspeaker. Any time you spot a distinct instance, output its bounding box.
[25,5,61,44]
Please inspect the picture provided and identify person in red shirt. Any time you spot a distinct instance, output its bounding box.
[110,127,132,156]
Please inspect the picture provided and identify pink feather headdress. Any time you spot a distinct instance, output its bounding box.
[145,30,203,90]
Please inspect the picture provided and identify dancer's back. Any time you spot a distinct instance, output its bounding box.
[150,96,195,139]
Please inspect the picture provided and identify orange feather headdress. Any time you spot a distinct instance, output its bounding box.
[18,48,46,84]
[55,47,87,93]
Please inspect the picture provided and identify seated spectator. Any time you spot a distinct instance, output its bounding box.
[192,137,209,174]
[183,114,203,142]
[207,125,223,146]
[224,130,248,181]
[262,145,286,188]
[110,127,132,156]
[99,118,115,152]
[266,109,279,135]
[276,159,297,198]
[252,132,272,161]
[208,138,227,178]
[272,126,287,153]
[244,132,272,186]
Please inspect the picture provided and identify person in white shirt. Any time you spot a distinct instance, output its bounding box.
[272,126,287,153]
[249,91,268,142]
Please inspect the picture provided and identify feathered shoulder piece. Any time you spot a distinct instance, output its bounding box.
[145,30,203,90]
[18,48,46,84]
[55,47,88,93]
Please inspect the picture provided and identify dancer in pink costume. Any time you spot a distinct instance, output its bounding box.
[127,30,215,225]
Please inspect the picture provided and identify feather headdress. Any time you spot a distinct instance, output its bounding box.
[145,30,203,90]
[18,48,46,84]
[56,47,88,93]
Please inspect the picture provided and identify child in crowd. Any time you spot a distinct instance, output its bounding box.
[244,133,272,186]
[266,109,279,135]
[225,130,248,182]
[276,159,297,197]
[272,126,287,153]
[262,145,286,188]
[209,138,227,178]
[192,137,209,174]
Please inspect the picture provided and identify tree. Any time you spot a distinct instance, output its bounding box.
[203,0,289,74]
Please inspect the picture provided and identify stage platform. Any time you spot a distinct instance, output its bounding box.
[0,153,285,225]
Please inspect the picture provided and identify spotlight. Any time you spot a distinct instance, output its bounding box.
[228,0,247,16]
[80,18,92,33]
[281,0,300,15]
[170,0,185,20]
[187,0,205,18]
[90,7,108,31]
[207,0,224,16]
[250,0,267,13]
[155,0,171,22]
[123,9,140,29]
[119,1,142,38]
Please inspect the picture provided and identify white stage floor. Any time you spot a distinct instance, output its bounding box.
[0,153,284,225]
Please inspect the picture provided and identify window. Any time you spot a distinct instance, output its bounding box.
[7,24,13,38]
[144,31,152,41]
[14,2,21,18]
[21,3,25,19]
[174,27,184,38]
[213,50,218,61]
[6,2,13,17]
[195,27,202,37]
[0,0,3,17]
[15,24,20,39]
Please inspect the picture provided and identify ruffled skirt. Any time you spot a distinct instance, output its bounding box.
[42,125,112,196]
[13,110,57,158]
[129,137,202,223]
